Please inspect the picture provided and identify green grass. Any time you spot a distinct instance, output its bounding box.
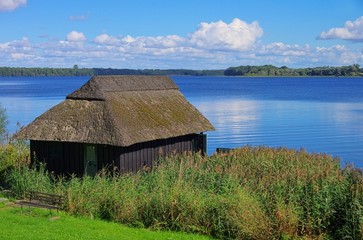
[0,202,211,240]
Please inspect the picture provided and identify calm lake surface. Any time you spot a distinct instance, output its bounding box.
[0,76,362,168]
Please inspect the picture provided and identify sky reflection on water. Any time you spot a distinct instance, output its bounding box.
[192,97,363,168]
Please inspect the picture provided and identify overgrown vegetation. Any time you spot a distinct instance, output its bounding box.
[0,104,8,143]
[2,147,363,239]
[0,104,30,186]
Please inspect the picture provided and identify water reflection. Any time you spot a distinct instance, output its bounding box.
[0,97,62,132]
[192,97,363,168]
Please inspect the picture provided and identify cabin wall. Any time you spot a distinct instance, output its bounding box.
[30,133,207,176]
[115,133,206,173]
[30,140,84,176]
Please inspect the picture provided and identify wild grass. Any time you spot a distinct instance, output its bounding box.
[3,146,363,239]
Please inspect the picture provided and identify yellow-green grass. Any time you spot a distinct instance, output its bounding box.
[0,202,211,240]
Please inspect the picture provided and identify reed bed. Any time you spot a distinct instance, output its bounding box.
[4,146,363,239]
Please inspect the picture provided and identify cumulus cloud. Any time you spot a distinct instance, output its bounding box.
[318,16,363,41]
[259,42,310,57]
[1,18,362,69]
[93,18,262,52]
[94,34,120,45]
[0,37,37,65]
[190,18,263,50]
[255,42,362,67]
[0,0,26,11]
[66,31,86,42]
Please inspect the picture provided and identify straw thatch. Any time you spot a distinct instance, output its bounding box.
[16,75,214,147]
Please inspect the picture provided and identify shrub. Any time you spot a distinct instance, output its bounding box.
[0,140,30,187]
[0,105,30,186]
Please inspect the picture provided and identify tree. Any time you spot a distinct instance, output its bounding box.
[0,104,8,143]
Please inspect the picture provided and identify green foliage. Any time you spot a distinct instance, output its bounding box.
[0,139,30,185]
[0,104,8,143]
[0,105,30,185]
[5,164,55,197]
[225,64,363,77]
[4,146,363,239]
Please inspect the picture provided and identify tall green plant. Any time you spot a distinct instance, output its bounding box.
[0,104,8,144]
[5,164,55,197]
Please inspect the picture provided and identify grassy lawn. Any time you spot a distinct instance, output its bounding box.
[0,202,211,240]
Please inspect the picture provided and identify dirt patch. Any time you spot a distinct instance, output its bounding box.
[49,216,61,221]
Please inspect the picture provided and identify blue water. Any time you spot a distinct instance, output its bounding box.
[1,76,362,168]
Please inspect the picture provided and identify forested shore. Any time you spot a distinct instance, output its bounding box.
[0,66,224,77]
[225,64,363,77]
[0,64,362,77]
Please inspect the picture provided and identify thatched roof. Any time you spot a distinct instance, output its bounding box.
[16,75,214,146]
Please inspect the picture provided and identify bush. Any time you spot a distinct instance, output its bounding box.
[0,105,30,186]
[0,140,30,188]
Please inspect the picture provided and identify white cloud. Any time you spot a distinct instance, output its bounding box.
[94,34,120,45]
[256,42,363,67]
[259,42,310,56]
[318,16,363,41]
[1,18,362,69]
[0,0,26,11]
[190,18,263,50]
[11,52,32,60]
[66,31,86,42]
[93,18,262,53]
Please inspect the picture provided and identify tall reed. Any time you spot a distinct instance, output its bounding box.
[4,146,363,239]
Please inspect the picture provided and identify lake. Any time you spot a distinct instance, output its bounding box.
[0,76,362,168]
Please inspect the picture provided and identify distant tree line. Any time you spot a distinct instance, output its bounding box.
[93,68,224,76]
[0,64,362,77]
[0,65,94,76]
[224,64,363,77]
[0,66,224,77]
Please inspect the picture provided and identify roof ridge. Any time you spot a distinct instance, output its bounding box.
[67,75,178,100]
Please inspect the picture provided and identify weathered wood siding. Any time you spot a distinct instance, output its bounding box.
[30,133,207,176]
[116,133,206,173]
[30,140,84,176]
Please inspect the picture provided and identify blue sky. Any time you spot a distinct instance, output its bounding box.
[0,0,362,69]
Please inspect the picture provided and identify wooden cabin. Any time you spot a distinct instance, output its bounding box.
[16,75,214,176]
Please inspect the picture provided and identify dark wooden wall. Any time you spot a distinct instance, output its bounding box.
[114,133,206,173]
[30,133,207,176]
[30,140,84,176]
